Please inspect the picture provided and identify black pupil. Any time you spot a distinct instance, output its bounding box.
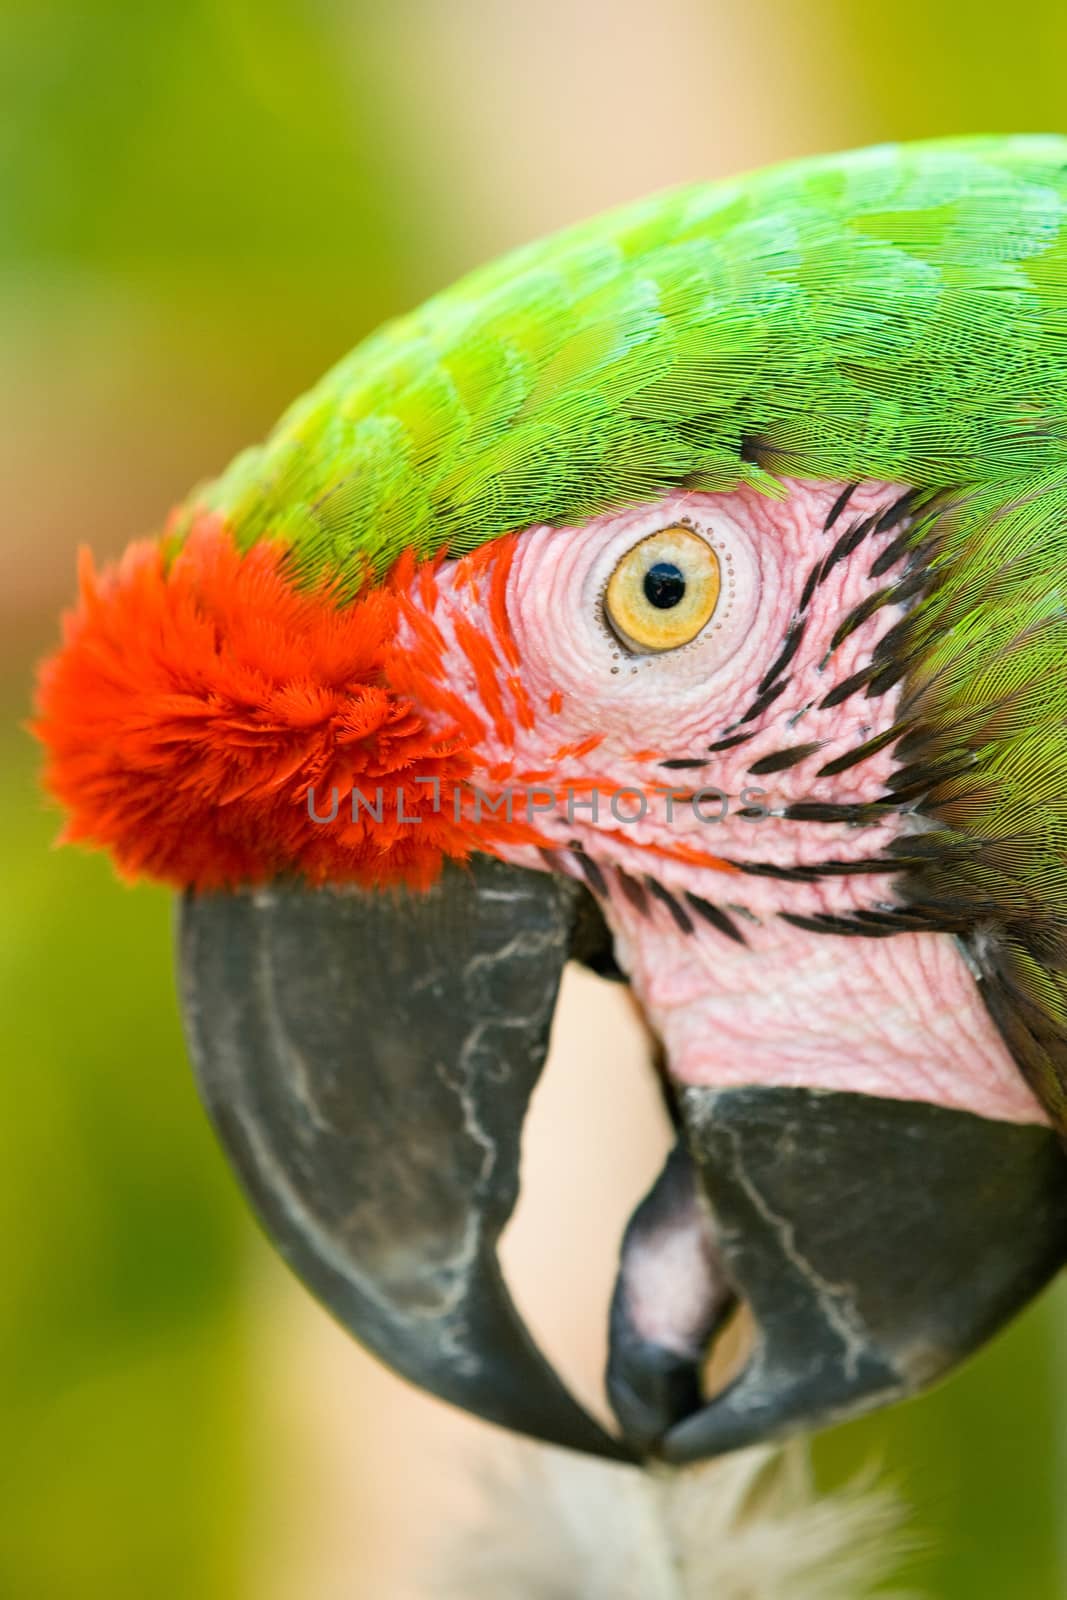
[643,561,686,610]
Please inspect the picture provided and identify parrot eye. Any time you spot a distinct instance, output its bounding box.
[605,525,721,652]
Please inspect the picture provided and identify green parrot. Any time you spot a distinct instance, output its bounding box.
[34,134,1067,1466]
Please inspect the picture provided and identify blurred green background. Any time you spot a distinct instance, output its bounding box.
[5,2,1067,1595]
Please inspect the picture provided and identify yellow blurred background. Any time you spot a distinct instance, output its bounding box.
[6,3,1067,1595]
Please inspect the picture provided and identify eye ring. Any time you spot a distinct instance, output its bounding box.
[604,525,721,653]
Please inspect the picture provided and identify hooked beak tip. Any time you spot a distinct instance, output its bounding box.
[179,860,634,1462]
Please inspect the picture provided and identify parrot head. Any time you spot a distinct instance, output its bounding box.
[35,135,1067,1464]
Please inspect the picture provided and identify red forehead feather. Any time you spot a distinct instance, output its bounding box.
[33,521,516,890]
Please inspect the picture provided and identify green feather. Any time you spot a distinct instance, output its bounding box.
[176,134,1067,597]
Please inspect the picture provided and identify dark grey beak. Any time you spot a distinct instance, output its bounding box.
[179,856,632,1461]
[178,856,1067,1463]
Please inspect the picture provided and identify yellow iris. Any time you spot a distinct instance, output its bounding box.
[605,525,721,652]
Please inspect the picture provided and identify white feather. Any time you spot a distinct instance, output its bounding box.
[423,1441,921,1599]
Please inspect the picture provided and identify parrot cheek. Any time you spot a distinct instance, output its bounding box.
[615,901,1049,1125]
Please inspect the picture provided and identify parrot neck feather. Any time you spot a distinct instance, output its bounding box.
[424,1441,920,1600]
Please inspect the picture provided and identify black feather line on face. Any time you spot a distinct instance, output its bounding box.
[794,508,889,630]
[797,560,823,615]
[746,740,824,776]
[784,800,894,824]
[701,492,912,755]
[644,875,695,933]
[616,869,650,914]
[732,860,826,883]
[615,871,754,948]
[850,907,941,931]
[716,489,921,753]
[823,482,859,533]
[818,514,878,586]
[818,664,878,710]
[568,840,609,897]
[816,723,905,778]
[683,892,748,944]
[706,731,755,753]
[868,528,918,579]
[827,586,897,654]
[815,500,928,684]
[727,677,790,731]
[757,618,806,696]
[778,910,898,938]
[874,490,919,533]
[728,855,905,881]
[665,734,758,772]
[780,900,966,937]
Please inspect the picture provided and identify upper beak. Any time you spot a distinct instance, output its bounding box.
[178,856,1067,1463]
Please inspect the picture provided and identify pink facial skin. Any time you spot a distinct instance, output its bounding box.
[396,478,1046,1127]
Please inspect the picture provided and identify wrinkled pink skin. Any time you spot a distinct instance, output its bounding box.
[399,478,1046,1127]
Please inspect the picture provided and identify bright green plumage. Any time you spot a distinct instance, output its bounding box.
[181,134,1067,593]
[177,133,1067,1123]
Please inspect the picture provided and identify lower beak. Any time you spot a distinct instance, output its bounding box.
[178,857,1067,1462]
[618,1085,1067,1462]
